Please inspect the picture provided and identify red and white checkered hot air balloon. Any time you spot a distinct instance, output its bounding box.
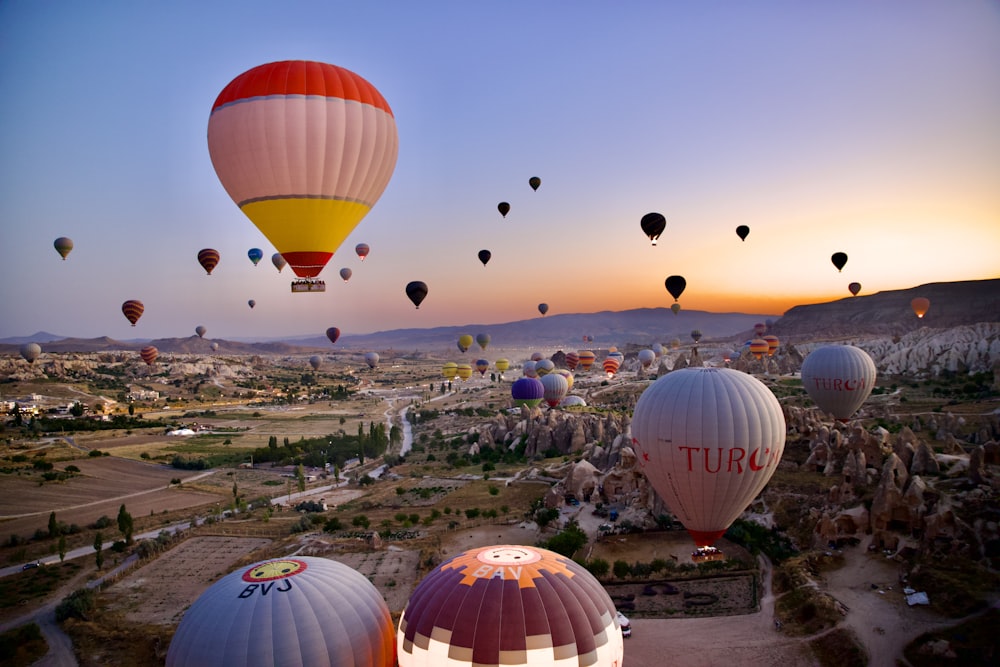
[208,61,398,292]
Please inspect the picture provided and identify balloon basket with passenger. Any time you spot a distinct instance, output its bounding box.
[291,278,326,293]
[691,546,725,563]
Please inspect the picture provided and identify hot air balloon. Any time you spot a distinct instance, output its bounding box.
[638,349,656,368]
[475,333,490,350]
[19,343,41,364]
[670,338,681,350]
[326,327,340,344]
[497,201,510,218]
[665,275,686,301]
[406,281,428,309]
[139,346,158,366]
[531,352,544,362]
[511,377,544,408]
[53,237,73,260]
[540,372,569,407]
[911,297,930,319]
[577,350,596,372]
[340,267,352,282]
[456,363,473,381]
[690,330,703,343]
[309,355,322,371]
[457,335,473,353]
[474,359,489,376]
[561,395,587,407]
[800,345,876,422]
[167,556,394,667]
[630,367,786,548]
[763,334,780,356]
[749,338,769,360]
[521,360,538,379]
[528,176,541,191]
[831,252,848,272]
[848,282,861,296]
[534,359,555,376]
[210,342,220,351]
[356,243,370,261]
[477,249,491,267]
[247,299,256,309]
[198,248,220,275]
[364,352,380,369]
[736,225,750,241]
[671,303,681,315]
[397,544,623,667]
[122,300,144,326]
[641,212,666,245]
[441,362,458,380]
[753,322,767,337]
[195,326,207,338]
[494,358,510,374]
[271,252,287,273]
[564,351,579,371]
[602,356,620,377]
[247,248,263,266]
[208,61,398,293]
[555,368,574,390]
[537,303,548,316]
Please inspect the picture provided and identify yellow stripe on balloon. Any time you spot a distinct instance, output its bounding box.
[241,198,372,252]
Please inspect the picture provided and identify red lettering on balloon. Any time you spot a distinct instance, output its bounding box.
[728,448,745,473]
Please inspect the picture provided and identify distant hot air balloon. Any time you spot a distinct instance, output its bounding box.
[763,334,780,356]
[457,334,473,353]
[749,338,769,360]
[247,299,256,309]
[456,363,473,381]
[537,303,548,316]
[309,355,322,371]
[122,300,144,326]
[670,338,681,350]
[665,275,686,301]
[19,343,41,364]
[397,544,624,667]
[477,249,491,267]
[534,359,555,376]
[555,368,574,391]
[167,556,394,667]
[690,330,703,343]
[340,267,352,282]
[195,326,207,338]
[641,212,666,246]
[736,225,750,241]
[848,282,861,296]
[247,248,263,266]
[541,372,569,407]
[208,61,398,291]
[652,343,664,357]
[671,303,681,315]
[638,349,656,368]
[441,362,458,380]
[528,176,541,191]
[271,253,287,273]
[831,252,848,272]
[53,237,73,260]
[365,352,380,369]
[139,346,158,366]
[577,350,596,372]
[753,322,767,337]
[356,243,370,261]
[531,352,544,362]
[911,297,930,319]
[210,342,220,351]
[521,360,538,379]
[326,327,340,344]
[602,356,620,377]
[494,358,510,373]
[800,345,876,421]
[511,377,544,408]
[475,359,489,376]
[406,281,428,309]
[564,351,579,371]
[630,367,786,548]
[476,333,490,350]
[497,202,510,218]
[198,248,220,275]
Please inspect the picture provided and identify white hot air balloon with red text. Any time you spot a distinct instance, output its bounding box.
[800,345,876,422]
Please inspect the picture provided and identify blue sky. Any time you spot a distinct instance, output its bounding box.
[1,1,998,340]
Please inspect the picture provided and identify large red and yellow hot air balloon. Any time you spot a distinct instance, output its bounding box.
[631,367,786,548]
[208,61,398,292]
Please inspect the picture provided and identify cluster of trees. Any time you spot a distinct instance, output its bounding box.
[247,422,391,468]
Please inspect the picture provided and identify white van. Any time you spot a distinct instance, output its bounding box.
[616,610,631,638]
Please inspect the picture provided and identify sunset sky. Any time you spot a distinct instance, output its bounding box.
[1,1,997,341]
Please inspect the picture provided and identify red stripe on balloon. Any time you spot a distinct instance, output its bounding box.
[282,251,333,278]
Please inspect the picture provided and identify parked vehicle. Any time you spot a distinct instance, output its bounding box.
[617,610,631,638]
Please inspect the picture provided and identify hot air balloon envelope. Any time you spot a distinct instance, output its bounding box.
[848,282,861,296]
[271,253,287,272]
[800,345,876,421]
[53,237,73,260]
[511,377,544,408]
[528,176,541,191]
[247,299,256,309]
[356,243,370,261]
[365,352,380,369]
[475,333,490,350]
[641,212,667,245]
[309,355,322,370]
[122,300,144,326]
[736,225,750,241]
[19,343,41,364]
[406,281,428,308]
[538,303,548,316]
[457,334,473,353]
[198,248,220,275]
[326,327,340,344]
[140,346,158,366]
[195,326,207,338]
[541,372,569,407]
[497,202,510,218]
[911,297,930,318]
[477,249,491,266]
[340,267,352,282]
[247,248,263,265]
[831,252,848,272]
[665,275,686,301]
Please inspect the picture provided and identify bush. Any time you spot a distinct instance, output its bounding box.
[55,588,96,622]
[613,560,631,579]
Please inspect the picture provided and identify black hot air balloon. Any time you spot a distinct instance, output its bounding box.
[477,250,491,267]
[848,282,861,296]
[736,225,750,241]
[831,252,848,272]
[326,327,340,344]
[497,202,510,218]
[664,275,686,301]
[538,303,549,316]
[640,212,666,245]
[405,281,428,309]
[528,176,541,191]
